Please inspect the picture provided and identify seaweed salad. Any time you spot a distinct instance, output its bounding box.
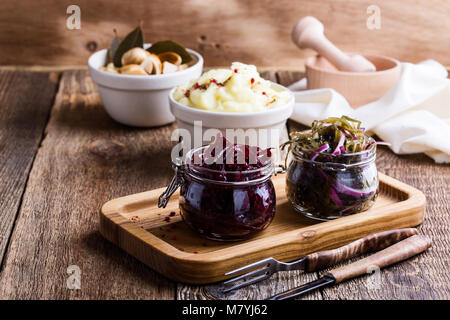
[281,116,380,220]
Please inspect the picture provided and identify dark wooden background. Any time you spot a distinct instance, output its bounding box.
[0,0,449,67]
[0,68,448,299]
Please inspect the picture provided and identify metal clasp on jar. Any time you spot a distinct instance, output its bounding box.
[158,164,184,208]
[274,163,286,175]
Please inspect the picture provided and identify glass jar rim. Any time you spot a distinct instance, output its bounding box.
[292,142,376,156]
[290,138,377,169]
[180,145,274,185]
[159,145,274,208]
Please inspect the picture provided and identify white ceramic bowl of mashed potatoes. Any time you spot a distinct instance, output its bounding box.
[88,44,203,127]
[169,62,294,148]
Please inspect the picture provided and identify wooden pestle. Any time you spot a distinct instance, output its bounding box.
[292,16,376,72]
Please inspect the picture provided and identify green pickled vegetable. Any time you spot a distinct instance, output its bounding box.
[281,116,373,160]
[281,116,379,220]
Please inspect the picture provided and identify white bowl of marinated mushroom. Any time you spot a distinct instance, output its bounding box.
[88,27,203,127]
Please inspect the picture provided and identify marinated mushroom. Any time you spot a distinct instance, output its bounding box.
[140,57,153,74]
[162,61,179,74]
[121,48,150,66]
[120,64,148,75]
[100,62,119,74]
[146,54,162,74]
[100,27,194,76]
[158,51,182,66]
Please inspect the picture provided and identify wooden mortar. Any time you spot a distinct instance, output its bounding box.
[305,54,401,108]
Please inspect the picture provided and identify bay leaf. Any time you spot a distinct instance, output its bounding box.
[113,26,144,67]
[147,40,192,64]
[105,35,122,66]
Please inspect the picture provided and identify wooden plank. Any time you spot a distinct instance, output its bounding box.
[0,0,449,66]
[0,70,176,299]
[0,66,307,73]
[100,172,425,284]
[278,70,450,299]
[176,71,322,300]
[318,150,450,299]
[3,65,450,74]
[0,68,447,300]
[0,70,59,266]
[178,258,322,300]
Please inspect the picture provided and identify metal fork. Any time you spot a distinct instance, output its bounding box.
[222,228,418,293]
[222,257,308,293]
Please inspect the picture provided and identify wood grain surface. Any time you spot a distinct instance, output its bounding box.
[303,228,419,272]
[329,235,432,283]
[0,71,59,267]
[0,0,449,66]
[0,68,448,299]
[177,71,321,300]
[0,70,175,299]
[100,172,424,285]
[282,70,450,299]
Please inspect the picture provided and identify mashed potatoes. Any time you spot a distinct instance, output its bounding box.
[173,62,292,112]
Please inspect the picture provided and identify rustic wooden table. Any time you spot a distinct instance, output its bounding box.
[0,68,448,299]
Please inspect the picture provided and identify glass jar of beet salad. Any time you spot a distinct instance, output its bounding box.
[282,116,379,221]
[159,134,276,241]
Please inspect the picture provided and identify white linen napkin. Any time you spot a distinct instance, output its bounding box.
[288,60,450,163]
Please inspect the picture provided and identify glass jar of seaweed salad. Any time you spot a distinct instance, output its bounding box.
[281,116,379,221]
[159,134,276,241]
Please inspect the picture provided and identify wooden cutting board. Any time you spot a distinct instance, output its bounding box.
[99,173,425,284]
